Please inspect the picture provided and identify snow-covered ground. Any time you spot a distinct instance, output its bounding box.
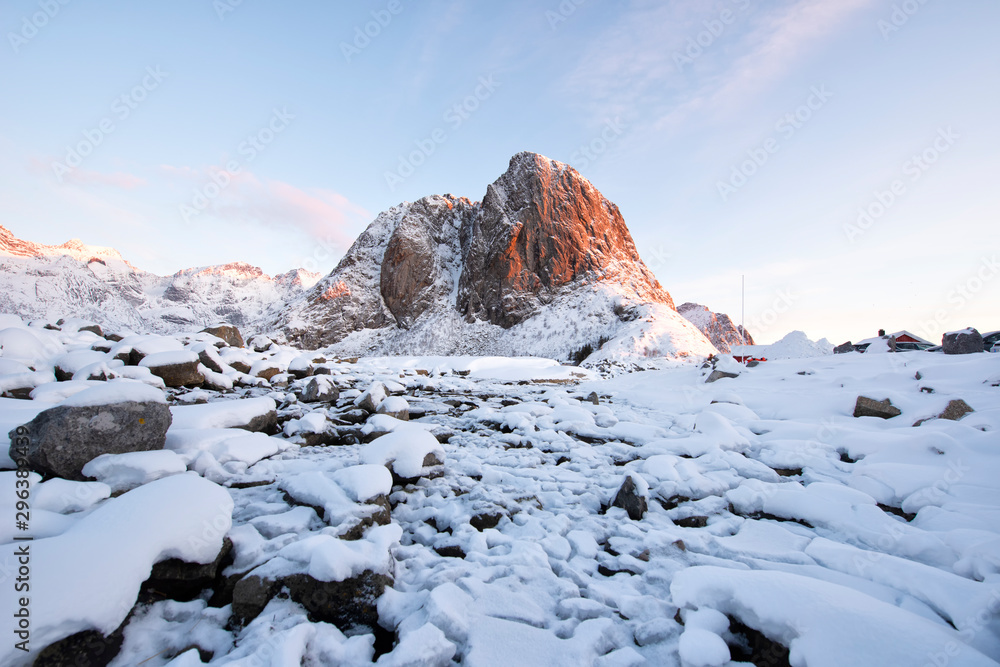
[1,318,999,666]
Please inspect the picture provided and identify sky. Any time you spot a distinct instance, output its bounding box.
[1,0,998,345]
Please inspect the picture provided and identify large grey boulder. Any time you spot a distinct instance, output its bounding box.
[942,328,983,355]
[9,381,171,480]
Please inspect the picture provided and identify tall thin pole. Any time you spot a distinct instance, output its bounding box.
[741,275,745,346]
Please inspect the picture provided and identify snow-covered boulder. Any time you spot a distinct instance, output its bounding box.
[377,395,409,421]
[231,523,401,629]
[170,397,277,433]
[354,381,387,413]
[0,473,233,666]
[9,380,171,480]
[139,350,204,387]
[361,429,445,484]
[81,449,188,493]
[300,375,340,403]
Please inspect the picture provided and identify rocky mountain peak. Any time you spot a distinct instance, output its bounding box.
[276,152,701,359]
[457,152,673,327]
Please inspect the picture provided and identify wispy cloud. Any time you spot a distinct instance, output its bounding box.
[562,0,880,130]
[164,166,371,252]
[657,0,879,129]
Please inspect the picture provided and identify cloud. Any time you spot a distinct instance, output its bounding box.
[167,166,371,252]
[562,0,880,129]
[656,0,879,129]
[25,157,148,189]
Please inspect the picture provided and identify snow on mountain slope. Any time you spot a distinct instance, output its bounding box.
[0,225,318,334]
[274,153,719,363]
[678,302,753,353]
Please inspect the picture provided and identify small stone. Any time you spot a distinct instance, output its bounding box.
[939,398,974,421]
[612,474,647,521]
[853,396,901,419]
[706,370,739,383]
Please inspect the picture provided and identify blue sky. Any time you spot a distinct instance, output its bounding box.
[1,0,998,344]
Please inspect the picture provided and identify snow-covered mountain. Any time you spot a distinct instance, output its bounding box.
[677,302,753,353]
[0,225,319,334]
[273,152,719,363]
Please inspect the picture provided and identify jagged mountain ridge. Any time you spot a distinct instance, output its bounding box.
[273,152,717,362]
[0,225,319,334]
[678,302,754,354]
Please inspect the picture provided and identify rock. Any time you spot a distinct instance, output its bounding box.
[674,515,709,528]
[376,396,409,421]
[143,537,233,601]
[195,346,226,374]
[586,391,600,405]
[470,511,505,531]
[139,351,204,388]
[244,410,278,435]
[9,383,171,480]
[834,341,854,354]
[706,370,739,383]
[33,625,127,667]
[200,324,244,348]
[249,334,274,352]
[914,399,974,426]
[228,360,252,374]
[253,364,282,381]
[853,396,901,419]
[612,474,647,521]
[942,328,983,355]
[355,381,387,413]
[301,376,340,403]
[232,570,391,630]
[939,398,974,421]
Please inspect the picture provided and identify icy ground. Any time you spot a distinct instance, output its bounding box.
[1,326,999,666]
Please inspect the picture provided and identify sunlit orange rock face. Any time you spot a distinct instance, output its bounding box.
[458,152,674,327]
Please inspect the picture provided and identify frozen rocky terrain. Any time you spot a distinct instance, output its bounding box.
[1,314,999,667]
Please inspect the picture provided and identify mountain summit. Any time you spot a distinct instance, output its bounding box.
[275,152,716,362]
